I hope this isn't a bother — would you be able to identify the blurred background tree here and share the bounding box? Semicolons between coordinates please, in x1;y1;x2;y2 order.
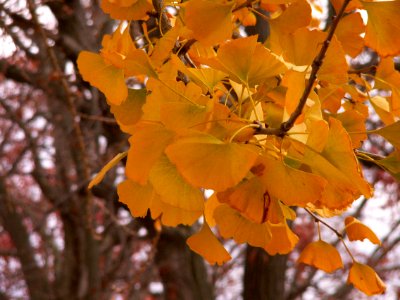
0;0;399;299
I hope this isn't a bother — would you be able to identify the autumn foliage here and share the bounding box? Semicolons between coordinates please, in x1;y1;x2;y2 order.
77;0;400;296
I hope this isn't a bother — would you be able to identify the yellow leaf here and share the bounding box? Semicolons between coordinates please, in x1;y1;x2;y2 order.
334;110;368;149
375;151;400;181
117;179;155;217
154;195;203;226
347;262;386;296
375;121;400;149
118;179;201;226
363;0;400;57
187;222;231;265
204;193;221;227
297;240;343;273
203;35;287;87
165;133;259;191
318;35;348;85
345;216;381;245
217;177;267;223
126;123;174;185
264;222;299;255
88;152;127;189
257;153;327;207
77;51;127;105
370;96;396;125
214;204;272;247
186;68;227;94
149;154;205;211
160;97;213;131
184;0;234;46
109;88;146;131
375;57;400;115
101;0;153;20
335;12;365;58
302;118;372;210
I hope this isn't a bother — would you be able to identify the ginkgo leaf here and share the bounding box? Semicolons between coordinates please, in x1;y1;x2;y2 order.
203;35;287;87
268;0;312;53
374;57;400;115
101;0;153;20
187;222;231;265
282;70;306;118
118;179;202;226
347;262;386;296
150;25;181;67
370;96;395;126
217;177;266;223
363;0;400;57
297;240;343;273
165;133;259;191
257;153;327;206
264;222;299;255
345;216;380;245
279;27;325;67
160;97;213;131
204;193;221;227
149;154;205;211
335;12;365;58
184;0;234;46
375;121;400;149
186;68;227;94
117;179;155;217
126;123;174;184
302;118;372;210
214;204;272;247
318;35;348;85
154;196;203;226
77;51;127;105
334;110;367;149
109;88;146;131
89;152;127;189
375;151;400;181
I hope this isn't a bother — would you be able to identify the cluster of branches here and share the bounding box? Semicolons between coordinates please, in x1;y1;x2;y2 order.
0;0;399;299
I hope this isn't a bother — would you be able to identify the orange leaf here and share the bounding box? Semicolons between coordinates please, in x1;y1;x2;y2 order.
149;155;205;212
117;179;155;217
345;216;380;245
264;222;299;255
187;222;231;265
297;240;343;273
217;177;266;223
125;123;174;185
109;88;146;132
363;0;400;57
203;35;287;87
101;0;153;20
165;133;259;191
347;262;386;296
77;51;127;105
214;204;272;247
89;152;127;189
376;121;400;149
335;12;365;58
257;153;327;207
184;0;234;46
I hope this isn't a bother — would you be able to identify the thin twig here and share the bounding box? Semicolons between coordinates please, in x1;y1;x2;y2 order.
280;0;351;133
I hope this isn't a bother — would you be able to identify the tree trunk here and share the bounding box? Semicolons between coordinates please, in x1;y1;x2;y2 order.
243;246;287;300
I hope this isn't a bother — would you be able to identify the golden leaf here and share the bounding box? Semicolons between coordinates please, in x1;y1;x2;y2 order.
345;216;381;245
88;152;127;189
187;222;231;265
165;133;259;191
347;262;386;296
297;240;343;273
264;222;299;255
